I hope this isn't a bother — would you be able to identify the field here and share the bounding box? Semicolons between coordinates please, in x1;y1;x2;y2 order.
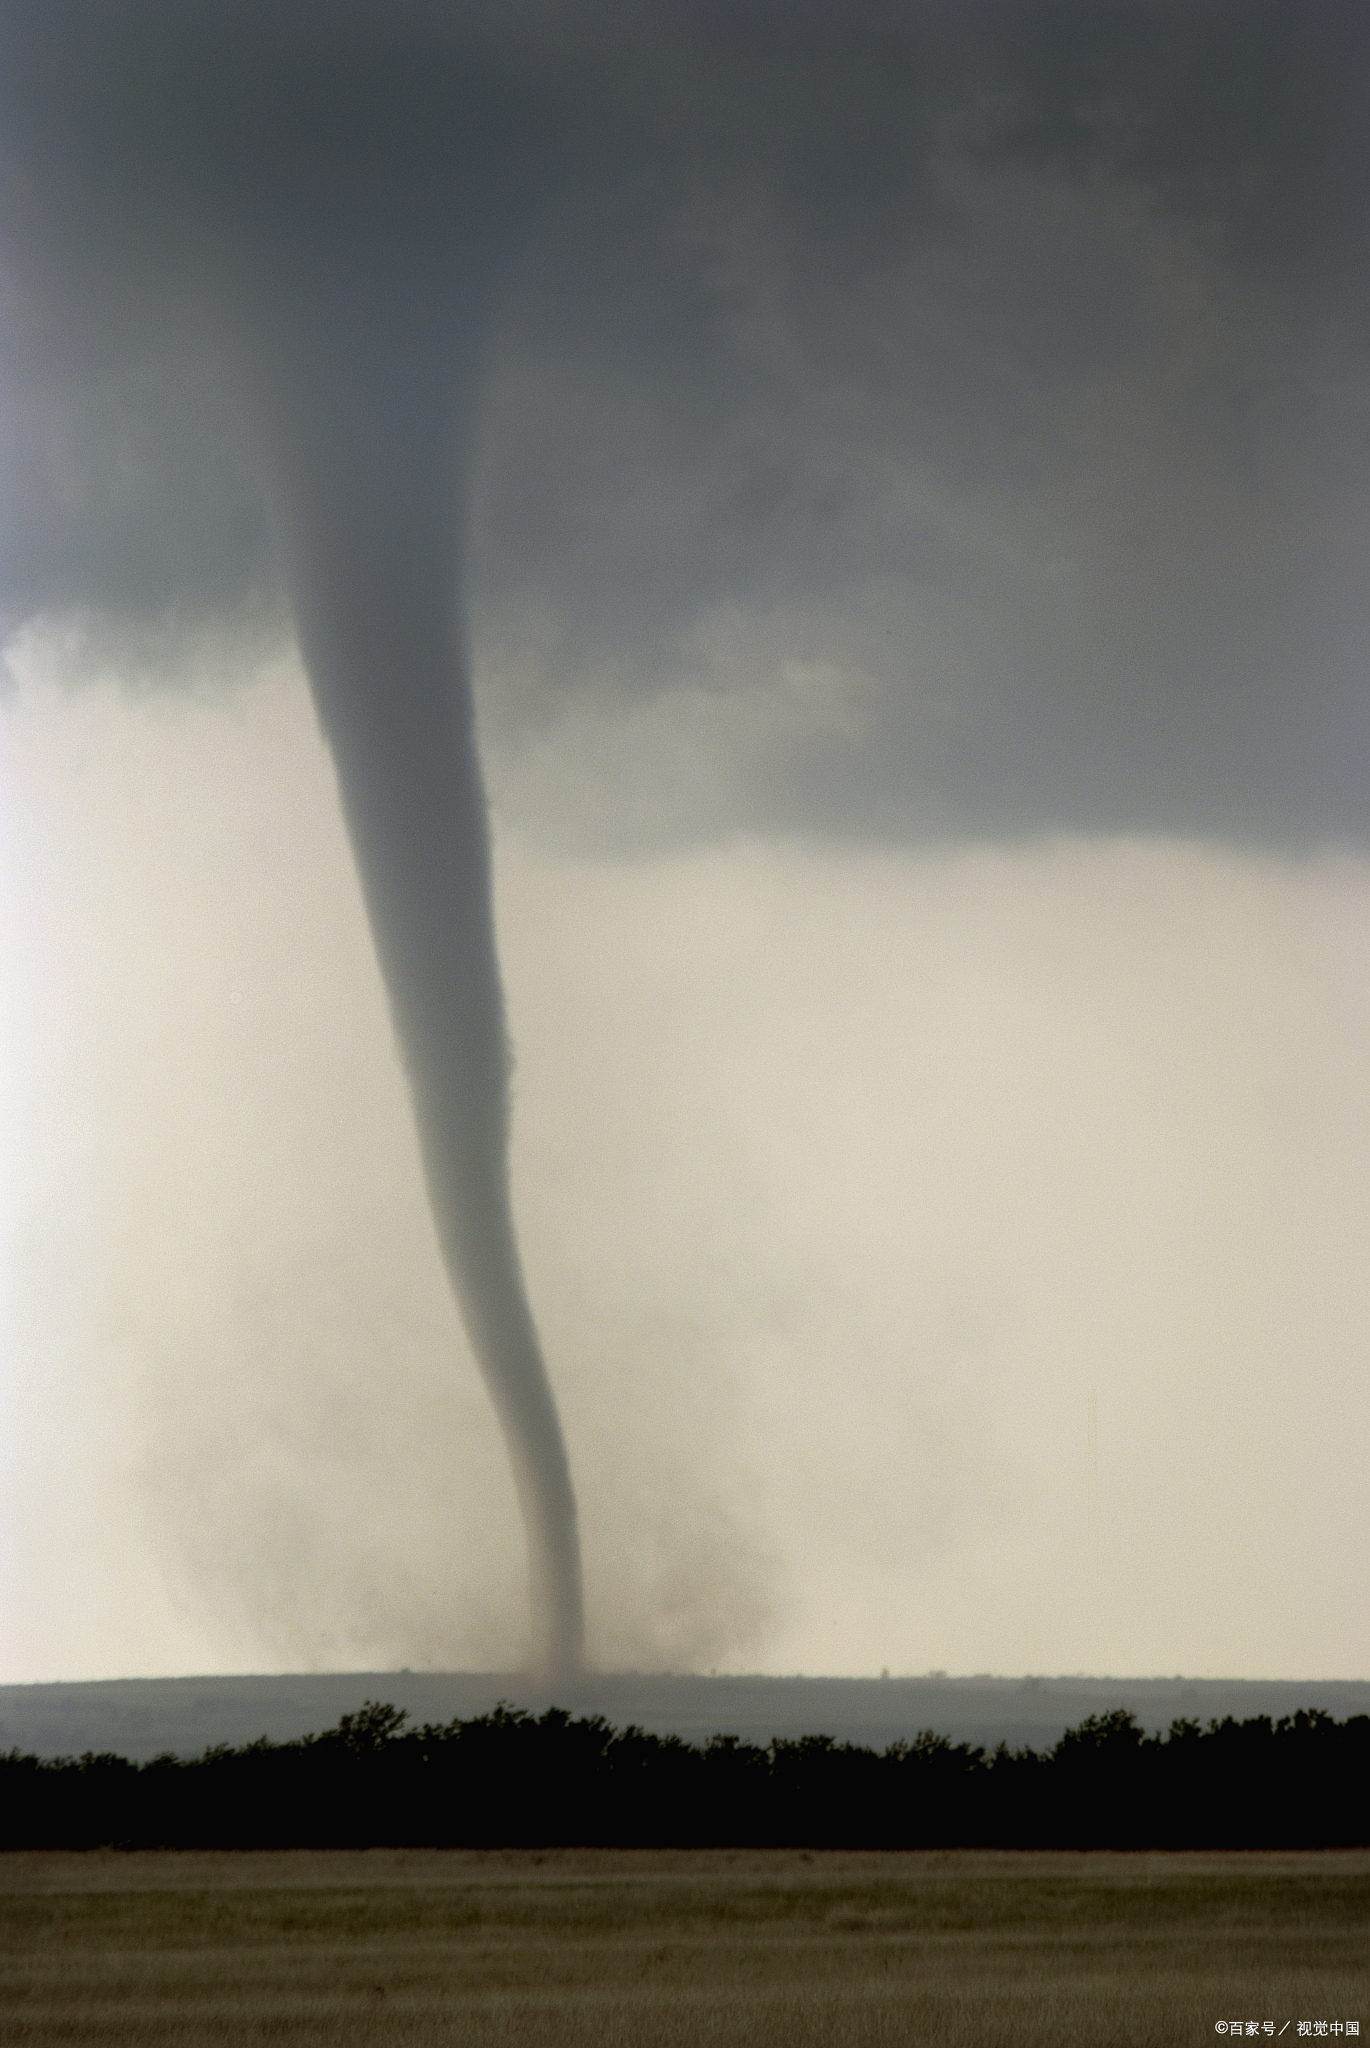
1;1846;1366;2046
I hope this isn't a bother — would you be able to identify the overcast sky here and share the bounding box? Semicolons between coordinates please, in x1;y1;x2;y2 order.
2;2;1367;1681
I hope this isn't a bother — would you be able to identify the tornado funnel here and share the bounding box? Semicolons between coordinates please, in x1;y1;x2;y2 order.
259;273;584;1678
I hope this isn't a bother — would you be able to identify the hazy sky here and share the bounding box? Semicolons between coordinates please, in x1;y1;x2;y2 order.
2;1;1367;1681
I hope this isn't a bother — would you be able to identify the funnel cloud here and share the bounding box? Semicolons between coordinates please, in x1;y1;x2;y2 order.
263;295;583;1675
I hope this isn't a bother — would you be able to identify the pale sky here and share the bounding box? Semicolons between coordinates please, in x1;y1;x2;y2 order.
3;626;1366;1681
2;2;1368;1682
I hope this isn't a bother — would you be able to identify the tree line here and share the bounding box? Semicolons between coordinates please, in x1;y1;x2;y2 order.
2;1702;1364;1850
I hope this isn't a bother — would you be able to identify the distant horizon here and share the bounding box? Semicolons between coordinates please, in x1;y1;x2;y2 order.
7;1666;1366;1768
8;1666;1368;1690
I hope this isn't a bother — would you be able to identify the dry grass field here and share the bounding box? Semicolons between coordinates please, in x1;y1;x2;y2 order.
1;1846;1365;2047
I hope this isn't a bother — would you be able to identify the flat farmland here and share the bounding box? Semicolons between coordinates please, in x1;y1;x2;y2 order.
1;1847;1365;2047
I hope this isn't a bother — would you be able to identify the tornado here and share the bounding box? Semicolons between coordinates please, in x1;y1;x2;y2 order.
0;0;619;1680
257;265;584;1679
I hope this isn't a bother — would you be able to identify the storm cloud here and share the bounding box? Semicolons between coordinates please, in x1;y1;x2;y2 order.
4;0;1368;846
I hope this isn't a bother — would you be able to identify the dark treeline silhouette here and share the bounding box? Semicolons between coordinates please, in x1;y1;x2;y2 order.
2;1703;1364;1851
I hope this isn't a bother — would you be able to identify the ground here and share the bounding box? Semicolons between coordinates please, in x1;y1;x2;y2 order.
2;1846;1366;2045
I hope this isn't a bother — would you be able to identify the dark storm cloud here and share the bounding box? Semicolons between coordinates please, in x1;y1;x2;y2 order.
3;0;1368;840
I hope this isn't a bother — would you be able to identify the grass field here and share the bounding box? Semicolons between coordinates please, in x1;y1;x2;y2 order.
1;1846;1366;2046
